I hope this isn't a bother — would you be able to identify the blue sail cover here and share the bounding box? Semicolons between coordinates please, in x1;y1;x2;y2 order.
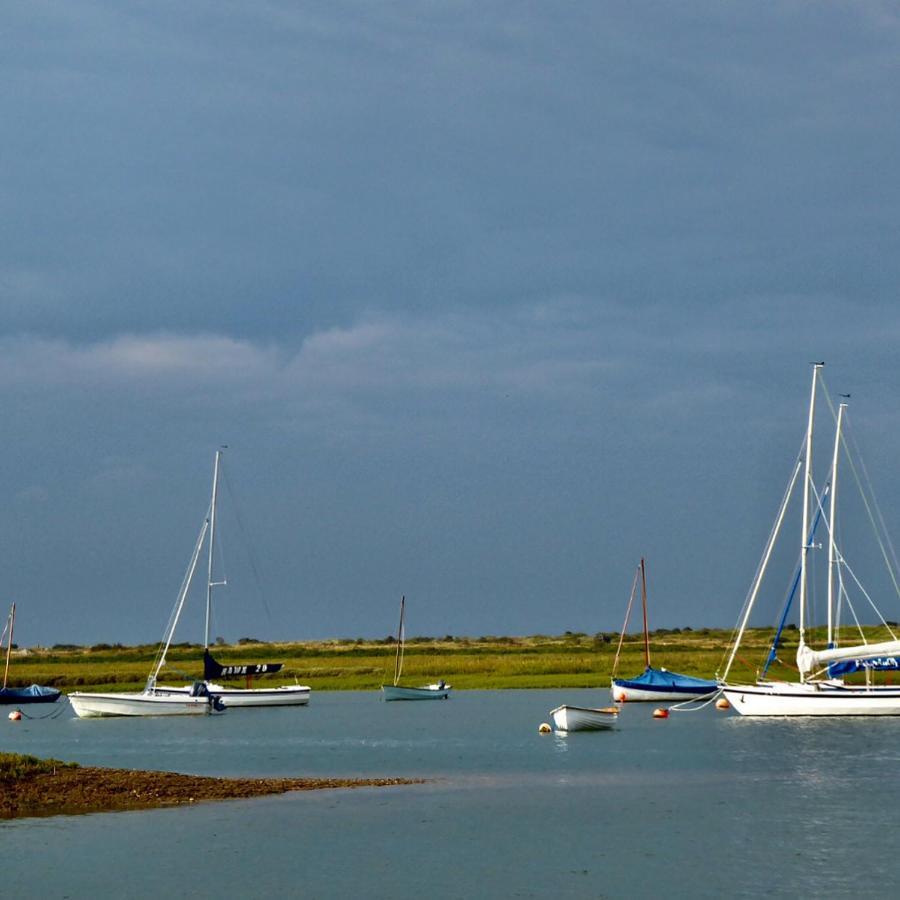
828;656;900;677
613;667;717;694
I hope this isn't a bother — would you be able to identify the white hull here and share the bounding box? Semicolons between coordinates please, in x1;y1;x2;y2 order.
381;683;451;701
68;691;221;718
723;681;900;716
550;704;618;732
156;682;311;707
610;684;713;702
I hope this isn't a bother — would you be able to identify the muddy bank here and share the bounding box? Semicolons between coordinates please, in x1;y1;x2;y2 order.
1;760;422;819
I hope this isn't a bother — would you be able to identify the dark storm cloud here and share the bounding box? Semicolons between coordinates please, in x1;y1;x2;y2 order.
1;2;900;644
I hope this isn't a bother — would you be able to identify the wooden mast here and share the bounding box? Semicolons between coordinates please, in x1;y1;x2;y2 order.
640;559;651;669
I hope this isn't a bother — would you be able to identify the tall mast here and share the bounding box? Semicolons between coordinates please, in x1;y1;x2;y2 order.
204;449;223;650
640;558;651;669
393;596;405;686
827;401;847;647
3;603;14;690
798;362;823;681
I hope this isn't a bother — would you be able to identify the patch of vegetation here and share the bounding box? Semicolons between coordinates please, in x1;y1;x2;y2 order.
0;753;79;780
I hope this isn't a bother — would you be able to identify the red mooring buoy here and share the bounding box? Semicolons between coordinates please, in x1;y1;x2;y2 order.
652;707;669;719
715;697;731;710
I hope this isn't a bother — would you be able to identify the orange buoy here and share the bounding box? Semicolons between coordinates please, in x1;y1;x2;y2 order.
8;709;22;721
652;707;669;719
715;697;731;710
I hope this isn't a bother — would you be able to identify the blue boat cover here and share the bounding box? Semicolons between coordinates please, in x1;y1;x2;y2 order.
0;684;61;704
613;667;718;693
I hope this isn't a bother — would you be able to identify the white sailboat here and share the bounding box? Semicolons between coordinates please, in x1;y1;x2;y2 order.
156;449;310;708
722;363;900;716
69;517;226;717
381;596;451;700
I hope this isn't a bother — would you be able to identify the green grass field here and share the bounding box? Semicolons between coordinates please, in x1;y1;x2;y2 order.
6;624;898;693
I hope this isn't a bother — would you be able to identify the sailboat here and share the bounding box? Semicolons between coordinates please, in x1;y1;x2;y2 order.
381;596;451;700
156;450;310;707
721;363;900;716
0;603;61;705
69;516;226;717
610;559;717;702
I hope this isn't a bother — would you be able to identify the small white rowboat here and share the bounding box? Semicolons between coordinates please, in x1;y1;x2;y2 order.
550;704;618;732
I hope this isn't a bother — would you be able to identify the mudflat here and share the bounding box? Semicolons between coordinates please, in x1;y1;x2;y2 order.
0;754;420;819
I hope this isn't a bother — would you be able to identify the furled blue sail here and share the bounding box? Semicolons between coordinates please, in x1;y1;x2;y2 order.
828;656;900;676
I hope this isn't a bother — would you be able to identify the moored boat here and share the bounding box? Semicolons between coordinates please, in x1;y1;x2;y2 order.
69;682;221;718
69;512;226;718
550;704;618;732
380;596;451;701
611;667;719;703
722;364;900;716
610;560;717;703
0;603;61;705
154;450;310;708
382;682;450;701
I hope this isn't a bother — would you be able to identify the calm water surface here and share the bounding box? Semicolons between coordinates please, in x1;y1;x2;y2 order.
3;689;899;898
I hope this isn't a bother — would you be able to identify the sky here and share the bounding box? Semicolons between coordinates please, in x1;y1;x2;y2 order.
2;2;900;647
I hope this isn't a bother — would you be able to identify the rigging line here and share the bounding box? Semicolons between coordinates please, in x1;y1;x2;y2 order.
834;408;900;604
842;590;867;646
219;464;274;627
806;476;832;632
838;557;898;640
808;430;899;642
148;511;210;687
718;437;805;682
762;484;829;678
850;419;900;594
611;565;641;680
670;690;722;713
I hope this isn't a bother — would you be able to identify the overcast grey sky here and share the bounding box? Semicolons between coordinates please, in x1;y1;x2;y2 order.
2;2;900;646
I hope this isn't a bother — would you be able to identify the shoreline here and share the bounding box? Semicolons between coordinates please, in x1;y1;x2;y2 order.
0;756;422;820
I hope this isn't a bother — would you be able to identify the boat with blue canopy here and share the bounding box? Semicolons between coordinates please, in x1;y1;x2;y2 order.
0;603;61;705
610;559;717;702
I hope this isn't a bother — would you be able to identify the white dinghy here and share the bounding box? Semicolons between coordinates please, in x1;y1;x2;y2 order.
722;363;900;716
549;705;618;732
69;517;225;718
381;596;451;701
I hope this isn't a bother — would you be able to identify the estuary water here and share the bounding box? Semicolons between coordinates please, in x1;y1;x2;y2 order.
3;689;900;898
